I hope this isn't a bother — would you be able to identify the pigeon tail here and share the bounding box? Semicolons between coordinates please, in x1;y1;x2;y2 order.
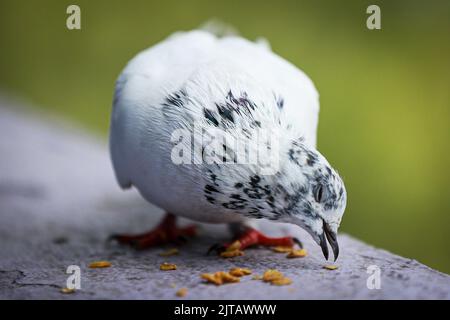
198;19;239;38
199;19;271;50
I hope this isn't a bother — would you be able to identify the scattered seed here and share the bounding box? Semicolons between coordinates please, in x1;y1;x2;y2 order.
262;269;284;282
271;277;293;286
219;240;244;258
201;273;223;285
262;269;292;286
226;241;241;251
159;248;179;257
324;265;338;270
201;271;240;285
60;287;75;294
229;267;252;277
220;250;244;258
160;262;177;271
271;246;293;253
89;261;111;268
176;288;188;297
252;275;263;280
287;249;307;258
170;283;177;288
220;271;240;283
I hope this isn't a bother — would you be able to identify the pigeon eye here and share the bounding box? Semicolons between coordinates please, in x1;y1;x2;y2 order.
315;185;324;203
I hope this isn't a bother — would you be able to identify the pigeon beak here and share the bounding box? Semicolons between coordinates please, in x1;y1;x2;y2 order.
320;219;339;261
319;232;329;261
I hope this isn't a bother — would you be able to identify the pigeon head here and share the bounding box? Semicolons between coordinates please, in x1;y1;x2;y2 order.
283;139;347;261
202;134;346;261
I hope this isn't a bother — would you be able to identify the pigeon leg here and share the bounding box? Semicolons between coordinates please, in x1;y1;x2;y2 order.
111;213;196;249
208;227;302;254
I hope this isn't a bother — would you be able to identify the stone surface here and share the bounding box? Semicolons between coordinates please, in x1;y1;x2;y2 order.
0;101;449;300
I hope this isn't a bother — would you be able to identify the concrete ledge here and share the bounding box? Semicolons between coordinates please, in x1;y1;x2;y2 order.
0;103;449;299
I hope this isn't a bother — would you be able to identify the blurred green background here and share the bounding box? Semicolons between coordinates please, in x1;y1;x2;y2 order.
0;0;449;273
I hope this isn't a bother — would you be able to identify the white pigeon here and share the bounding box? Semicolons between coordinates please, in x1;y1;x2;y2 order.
109;27;347;260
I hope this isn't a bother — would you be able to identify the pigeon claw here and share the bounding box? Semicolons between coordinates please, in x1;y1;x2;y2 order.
206;243;226;255
207;227;302;255
292;237;304;249
110;213;196;249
